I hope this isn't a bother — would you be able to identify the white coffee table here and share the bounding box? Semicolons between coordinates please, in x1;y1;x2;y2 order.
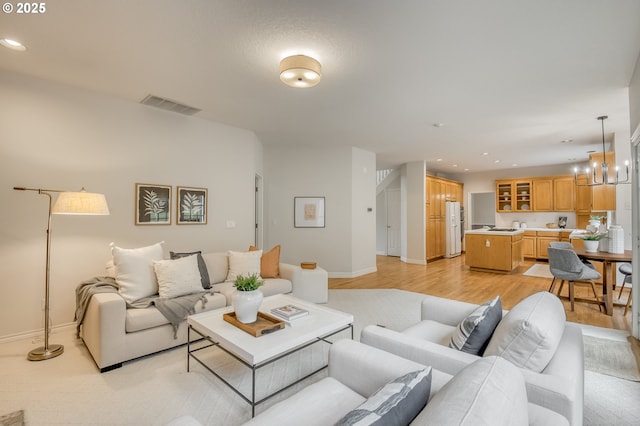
187;294;353;416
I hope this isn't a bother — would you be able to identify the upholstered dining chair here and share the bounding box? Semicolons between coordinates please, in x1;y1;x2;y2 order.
547;247;602;312
618;263;633;316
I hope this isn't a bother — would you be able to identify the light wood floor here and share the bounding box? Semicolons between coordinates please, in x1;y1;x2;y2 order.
329;254;633;331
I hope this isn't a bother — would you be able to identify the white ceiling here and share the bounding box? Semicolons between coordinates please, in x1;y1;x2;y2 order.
1;0;640;173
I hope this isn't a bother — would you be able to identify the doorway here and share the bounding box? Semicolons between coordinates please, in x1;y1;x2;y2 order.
386;188;401;256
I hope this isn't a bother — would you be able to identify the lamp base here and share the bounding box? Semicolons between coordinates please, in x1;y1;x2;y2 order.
27;344;64;361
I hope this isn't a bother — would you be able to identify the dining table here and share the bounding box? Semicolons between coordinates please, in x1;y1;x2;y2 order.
572;248;633;316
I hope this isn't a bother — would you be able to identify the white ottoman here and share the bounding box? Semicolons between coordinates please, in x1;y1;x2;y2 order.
291;266;329;303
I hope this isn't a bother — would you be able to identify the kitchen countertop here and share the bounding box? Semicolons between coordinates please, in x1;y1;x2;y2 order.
465;228;525;236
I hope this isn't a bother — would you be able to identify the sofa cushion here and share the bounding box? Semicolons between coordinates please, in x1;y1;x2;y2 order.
336;368;432;426
125;292;226;333
154;255;203;299
111;242;164;304
243;377;365;426
413;356;528;426
201;252;229;284
483;291;566;373
170;251;211;289
249;244;281;278
226;250;262;282
403;320;456;346
449;296;502;355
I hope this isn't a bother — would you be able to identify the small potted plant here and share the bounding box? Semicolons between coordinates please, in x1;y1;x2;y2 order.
582;232;603;252
232;273;264;323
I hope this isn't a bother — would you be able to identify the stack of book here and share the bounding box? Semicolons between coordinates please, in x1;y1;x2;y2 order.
270;304;309;321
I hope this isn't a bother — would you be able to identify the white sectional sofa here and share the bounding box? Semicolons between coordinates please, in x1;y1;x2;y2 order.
360;292;584;426
80;248;300;372
240;339;568;426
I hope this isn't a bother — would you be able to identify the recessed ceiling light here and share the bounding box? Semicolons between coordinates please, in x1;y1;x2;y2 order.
436;158;443;162
463;168;470;171
482;152;489;156
433;123;444;128
452;164;458;167
0;38;26;51
494;160;501;163
512;164;518;167
560;139;574;143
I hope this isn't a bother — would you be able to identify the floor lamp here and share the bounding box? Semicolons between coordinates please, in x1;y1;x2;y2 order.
14;186;110;361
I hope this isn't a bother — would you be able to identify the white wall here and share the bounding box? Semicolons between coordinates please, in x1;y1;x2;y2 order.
401;162;426;264
0;71;262;339
264;145;376;277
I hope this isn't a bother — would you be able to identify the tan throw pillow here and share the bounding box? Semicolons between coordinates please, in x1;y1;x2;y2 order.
249;245;281;278
226;250;262;282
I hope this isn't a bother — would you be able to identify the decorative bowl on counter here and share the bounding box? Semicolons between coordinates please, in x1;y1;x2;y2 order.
546;223;558;229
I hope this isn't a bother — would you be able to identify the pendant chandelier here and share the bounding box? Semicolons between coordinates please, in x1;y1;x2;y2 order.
574;115;630;186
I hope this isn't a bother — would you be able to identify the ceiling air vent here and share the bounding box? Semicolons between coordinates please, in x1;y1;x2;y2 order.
140;95;202;116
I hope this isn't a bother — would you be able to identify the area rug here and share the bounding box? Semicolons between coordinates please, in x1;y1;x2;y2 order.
583;335;640;381
523;263;554;279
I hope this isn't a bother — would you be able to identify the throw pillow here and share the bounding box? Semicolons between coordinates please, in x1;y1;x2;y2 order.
483;291;566;373
334;368;432;426
111;242;165;304
170;250;211;289
449;296;502;355
249;245;281;278
415;357;528;426
154;255;204;298
226;250;262;282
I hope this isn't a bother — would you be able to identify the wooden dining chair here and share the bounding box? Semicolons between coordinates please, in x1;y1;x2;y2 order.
618;263;633;316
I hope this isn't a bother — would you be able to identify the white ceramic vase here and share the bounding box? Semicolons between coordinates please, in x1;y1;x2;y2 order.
583;240;599;253
232;289;263;323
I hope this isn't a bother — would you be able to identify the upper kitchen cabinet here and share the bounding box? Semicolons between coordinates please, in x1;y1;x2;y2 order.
532;178;553;211
553;176;575;211
497;175;574;212
589;152;616;211
496;179;530;212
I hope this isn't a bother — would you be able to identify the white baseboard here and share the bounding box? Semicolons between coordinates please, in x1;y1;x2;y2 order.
401;256;426;265
328;266;378;279
0;322;76;345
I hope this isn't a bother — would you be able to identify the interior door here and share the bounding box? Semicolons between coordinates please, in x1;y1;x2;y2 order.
386;188;401;256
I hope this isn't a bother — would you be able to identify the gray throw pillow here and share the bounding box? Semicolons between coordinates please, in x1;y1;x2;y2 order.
170;251;211;289
334;367;432;426
449;296;502;355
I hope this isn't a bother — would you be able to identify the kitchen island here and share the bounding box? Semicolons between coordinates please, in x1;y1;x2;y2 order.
465;228;524;273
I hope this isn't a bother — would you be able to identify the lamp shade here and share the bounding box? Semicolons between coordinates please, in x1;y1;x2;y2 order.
279;55;322;88
53;189;110;215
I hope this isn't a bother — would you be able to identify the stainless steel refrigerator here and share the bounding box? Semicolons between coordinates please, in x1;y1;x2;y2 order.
445;201;462;258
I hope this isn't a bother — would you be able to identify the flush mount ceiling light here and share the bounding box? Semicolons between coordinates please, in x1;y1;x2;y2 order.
279;55;321;88
0;38;27;51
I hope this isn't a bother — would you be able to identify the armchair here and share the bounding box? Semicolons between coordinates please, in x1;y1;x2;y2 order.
360;292;584;426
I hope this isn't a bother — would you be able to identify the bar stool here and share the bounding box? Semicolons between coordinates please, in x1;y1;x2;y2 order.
618;263;633;316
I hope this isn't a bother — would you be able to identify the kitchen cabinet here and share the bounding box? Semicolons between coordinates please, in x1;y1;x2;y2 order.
522;231;536;258
532;179;553;211
575;174;591;214
522;230;572;259
497;175;574;212
496;179;531;212
465;231;523;272
553;176;575;211
426;175;462;260
589;152;616;211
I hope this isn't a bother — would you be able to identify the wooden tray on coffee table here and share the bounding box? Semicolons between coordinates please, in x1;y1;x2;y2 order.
223;311;285;337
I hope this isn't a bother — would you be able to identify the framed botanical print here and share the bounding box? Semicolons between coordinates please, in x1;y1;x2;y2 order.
177;186;207;224
294;196;325;228
135;183;171;225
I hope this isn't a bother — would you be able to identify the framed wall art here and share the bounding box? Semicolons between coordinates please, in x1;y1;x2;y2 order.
177;186;207;225
135;183;171;225
294;196;325;228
